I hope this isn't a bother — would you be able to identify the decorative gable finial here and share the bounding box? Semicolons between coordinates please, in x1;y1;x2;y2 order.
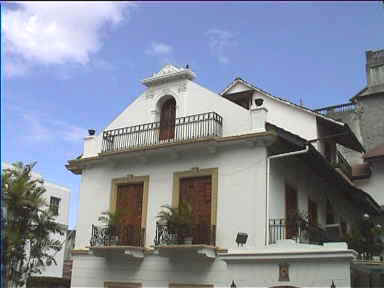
142;64;196;87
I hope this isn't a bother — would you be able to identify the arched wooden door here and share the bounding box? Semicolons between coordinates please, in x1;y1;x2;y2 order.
159;98;176;141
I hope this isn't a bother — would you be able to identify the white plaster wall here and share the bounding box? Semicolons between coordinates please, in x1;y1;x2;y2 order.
355;161;384;206
71;253;351;288
75;145;267;251
269;157;361;230
251;91;319;144
185;81;251;137
226;258;351;288
82;79;254;158
40;181;70;278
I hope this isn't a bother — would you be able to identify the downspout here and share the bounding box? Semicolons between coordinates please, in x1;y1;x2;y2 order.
265;144;310;245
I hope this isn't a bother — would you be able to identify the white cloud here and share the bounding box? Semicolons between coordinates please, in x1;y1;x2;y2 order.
145;42;173;56
206;29;235;64
5;58;29;78
4;2;133;76
10;106;88;143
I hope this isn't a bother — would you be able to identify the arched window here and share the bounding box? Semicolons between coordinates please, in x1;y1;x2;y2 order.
159;97;176;140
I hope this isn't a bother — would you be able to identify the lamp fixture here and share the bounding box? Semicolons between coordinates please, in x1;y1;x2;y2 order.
230;280;236;288
330;280;336;288
236;232;248;247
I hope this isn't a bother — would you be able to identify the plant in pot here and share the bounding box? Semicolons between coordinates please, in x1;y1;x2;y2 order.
98;209;122;246
157;200;193;245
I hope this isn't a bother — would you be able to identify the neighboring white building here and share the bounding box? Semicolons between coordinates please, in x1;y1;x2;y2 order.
67;65;380;288
2;162;71;279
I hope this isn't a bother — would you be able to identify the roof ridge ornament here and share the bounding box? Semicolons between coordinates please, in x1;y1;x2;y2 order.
142;64;196;87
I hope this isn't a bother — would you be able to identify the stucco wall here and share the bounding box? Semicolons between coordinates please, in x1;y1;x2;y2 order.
358;94;384;152
82;79;254;158
75;145;267;251
355;161;384;206
251;91;319;144
71;248;352;288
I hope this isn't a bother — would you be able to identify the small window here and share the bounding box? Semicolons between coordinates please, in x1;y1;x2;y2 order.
50;197;61;216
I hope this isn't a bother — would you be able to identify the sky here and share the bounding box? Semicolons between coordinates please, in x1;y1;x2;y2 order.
2;2;384;229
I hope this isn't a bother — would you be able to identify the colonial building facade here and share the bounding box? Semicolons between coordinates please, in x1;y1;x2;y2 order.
67;64;380;288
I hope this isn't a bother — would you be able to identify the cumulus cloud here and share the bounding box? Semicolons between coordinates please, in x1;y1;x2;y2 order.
145;42;173;56
4;2;133;77
206;29;236;64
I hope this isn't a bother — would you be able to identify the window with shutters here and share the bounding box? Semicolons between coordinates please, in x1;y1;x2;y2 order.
50;196;61;216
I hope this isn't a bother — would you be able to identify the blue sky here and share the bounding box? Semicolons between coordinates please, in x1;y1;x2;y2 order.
2;2;384;229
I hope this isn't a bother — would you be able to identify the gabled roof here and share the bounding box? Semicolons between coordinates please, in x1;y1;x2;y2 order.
221;77;346;127
222;77;365;152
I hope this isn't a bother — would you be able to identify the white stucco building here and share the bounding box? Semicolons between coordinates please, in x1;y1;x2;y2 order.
3;162;71;279
67;65;381;288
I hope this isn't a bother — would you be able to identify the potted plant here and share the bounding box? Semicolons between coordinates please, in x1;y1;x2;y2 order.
98;209;122;245
157;200;193;245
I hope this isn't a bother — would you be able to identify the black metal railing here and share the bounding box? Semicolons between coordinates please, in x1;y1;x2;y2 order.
332;150;352;178
269;218;328;245
101;112;223;153
90;224;145;247
154;222;216;246
314;103;356;115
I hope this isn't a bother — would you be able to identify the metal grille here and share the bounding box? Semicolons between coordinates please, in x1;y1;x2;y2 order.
101;112;223;153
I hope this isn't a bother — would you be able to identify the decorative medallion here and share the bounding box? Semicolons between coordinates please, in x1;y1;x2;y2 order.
278;263;289;282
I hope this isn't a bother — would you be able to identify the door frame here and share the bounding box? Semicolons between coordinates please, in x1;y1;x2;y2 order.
110;175;150;230
172;168;218;227
104;281;141;288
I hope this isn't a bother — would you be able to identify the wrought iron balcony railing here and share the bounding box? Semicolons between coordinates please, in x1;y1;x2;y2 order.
154;222;216;246
90;224;145;247
101;112;223;153
314;103;356;115
269;218;329;245
332;150;353;179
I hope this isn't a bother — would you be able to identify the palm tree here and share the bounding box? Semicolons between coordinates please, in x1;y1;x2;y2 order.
3;162;64;288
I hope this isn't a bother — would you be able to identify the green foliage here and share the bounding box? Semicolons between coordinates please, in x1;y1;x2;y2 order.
157;200;193;238
98;209;122;226
345;218;384;258
3;162;64;288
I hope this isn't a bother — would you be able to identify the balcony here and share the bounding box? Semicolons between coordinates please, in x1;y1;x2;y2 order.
269;218;329;245
154;223;217;259
89;224;146;258
332;150;353;179
314;103;356;116
101;112;223;154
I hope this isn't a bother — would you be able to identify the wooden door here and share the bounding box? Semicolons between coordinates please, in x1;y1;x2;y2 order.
308;199;318;226
180;176;212;244
159;98;176;140
116;183;143;246
285;184;298;239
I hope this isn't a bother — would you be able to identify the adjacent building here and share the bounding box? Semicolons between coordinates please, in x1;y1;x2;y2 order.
315;49;384;207
67;64;380;288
